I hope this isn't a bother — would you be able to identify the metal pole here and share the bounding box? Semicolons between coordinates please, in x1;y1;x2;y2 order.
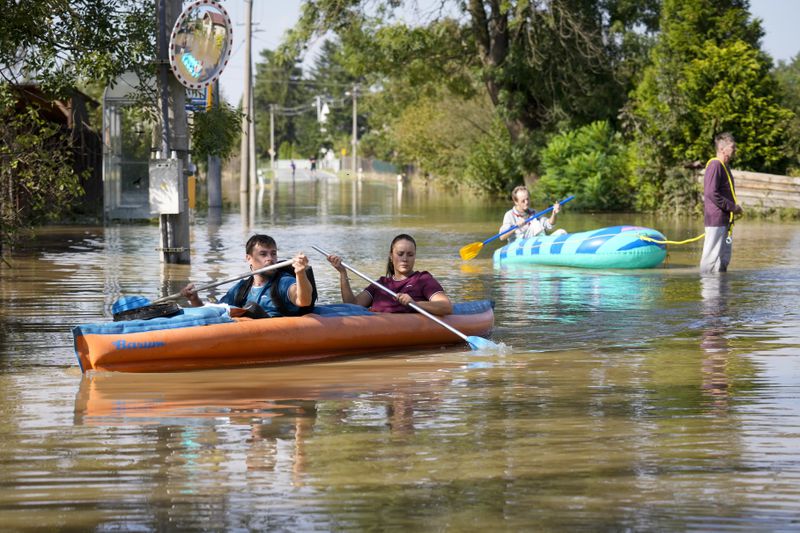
157;0;171;158
269;104;275;173
239;0;252;194
207;80;222;208
156;0;190;265
351;84;357;175
249;75;257;191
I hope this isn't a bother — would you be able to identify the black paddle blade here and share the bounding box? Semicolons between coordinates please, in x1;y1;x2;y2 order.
113;302;182;322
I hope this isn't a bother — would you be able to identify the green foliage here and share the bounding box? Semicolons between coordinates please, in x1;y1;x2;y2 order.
1;0;154;254
387;89;524;192
253;49;306;158
680;40;792;171
280;0;658;192
191;103;241;162
1;0;155;97
278;142;297;160
774;54;800;175
462;120;521;195
0;98;84;253
254;41;362;163
537;121;634;211
627;0;793;211
774;53;800;111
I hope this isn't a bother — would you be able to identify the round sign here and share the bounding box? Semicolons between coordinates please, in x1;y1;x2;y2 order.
168;0;233;90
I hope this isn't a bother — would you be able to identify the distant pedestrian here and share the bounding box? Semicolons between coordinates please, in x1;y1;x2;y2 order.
700;132;743;273
290;160;296;178
309;156;317;179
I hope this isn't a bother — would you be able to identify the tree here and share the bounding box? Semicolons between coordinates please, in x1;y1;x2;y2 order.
463;0;657;140
253;48;309;160
537;121;633;211
280;1;657;190
389;89;498;189
1;1;154;94
191;103;241;164
254;41;363;164
1;0;154;256
304;40;363;161
773;53;800;175
0;100;83;257
627;0;793;210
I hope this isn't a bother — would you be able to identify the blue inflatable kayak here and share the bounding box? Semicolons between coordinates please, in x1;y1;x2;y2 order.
493;225;667;269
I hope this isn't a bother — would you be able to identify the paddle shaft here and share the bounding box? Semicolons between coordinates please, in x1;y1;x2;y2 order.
311;245;471;343
487;194;575;245
152;259;294;304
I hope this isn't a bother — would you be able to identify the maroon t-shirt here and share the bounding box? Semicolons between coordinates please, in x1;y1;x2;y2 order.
364;271;445;313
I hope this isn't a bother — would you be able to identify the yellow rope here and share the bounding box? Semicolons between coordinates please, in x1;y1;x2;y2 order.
639;157;737;247
638;233;705;245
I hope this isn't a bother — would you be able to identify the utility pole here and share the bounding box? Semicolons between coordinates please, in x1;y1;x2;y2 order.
351;84;358;175
207;79;222;209
157;0;171;159
239;0;252;194
249;77;257;191
155;0;189;264
269;104;275;173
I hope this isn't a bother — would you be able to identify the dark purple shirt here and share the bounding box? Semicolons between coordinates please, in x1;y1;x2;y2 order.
703;159;737;227
364;271;445;313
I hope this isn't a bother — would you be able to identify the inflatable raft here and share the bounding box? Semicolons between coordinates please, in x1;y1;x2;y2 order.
493;225;667;269
73;301;494;373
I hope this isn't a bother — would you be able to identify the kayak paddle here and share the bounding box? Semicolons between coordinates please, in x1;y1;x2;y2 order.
112;258;298;321
459;195;575;260
152;259;295;304
312;245;498;351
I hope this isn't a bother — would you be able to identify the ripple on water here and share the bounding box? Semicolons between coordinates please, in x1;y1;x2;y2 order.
1;209;800;529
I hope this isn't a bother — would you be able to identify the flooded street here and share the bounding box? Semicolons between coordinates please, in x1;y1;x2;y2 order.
1;176;799;530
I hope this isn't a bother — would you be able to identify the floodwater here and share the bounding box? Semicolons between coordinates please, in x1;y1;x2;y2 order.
1;173;799;530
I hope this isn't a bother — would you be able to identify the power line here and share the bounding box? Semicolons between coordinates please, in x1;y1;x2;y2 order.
254;76;356;89
269;96;347;116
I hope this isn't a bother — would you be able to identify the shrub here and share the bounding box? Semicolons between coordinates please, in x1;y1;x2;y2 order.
537;121;633;211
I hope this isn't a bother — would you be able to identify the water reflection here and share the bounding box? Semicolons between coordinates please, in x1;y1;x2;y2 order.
269;173;276;222
700;274;731;408
3;181;800;529
239;191;249;230
246;400;315;483
493;265;668;350
73;358;458;494
396;174;403;210
74;359;453;422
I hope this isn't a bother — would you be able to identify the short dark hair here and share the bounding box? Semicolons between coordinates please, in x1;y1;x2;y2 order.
245;234;277;254
714;132;735;151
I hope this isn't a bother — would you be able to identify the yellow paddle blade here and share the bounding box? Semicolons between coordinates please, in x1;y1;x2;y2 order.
459;241;484;261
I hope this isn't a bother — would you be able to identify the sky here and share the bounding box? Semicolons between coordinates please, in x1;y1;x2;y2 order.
216;0;800;107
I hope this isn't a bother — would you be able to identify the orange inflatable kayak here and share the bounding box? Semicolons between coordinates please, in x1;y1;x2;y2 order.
73;301;494;373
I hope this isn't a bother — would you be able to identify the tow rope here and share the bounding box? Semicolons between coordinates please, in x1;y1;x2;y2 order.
637;157;738;246
638;233;705;245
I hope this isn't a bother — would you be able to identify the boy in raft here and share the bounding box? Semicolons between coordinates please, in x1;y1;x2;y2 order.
180;234;314;317
325;233;453;316
499;185;566;242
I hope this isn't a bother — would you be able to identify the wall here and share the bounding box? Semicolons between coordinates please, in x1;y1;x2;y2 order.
733;170;800;209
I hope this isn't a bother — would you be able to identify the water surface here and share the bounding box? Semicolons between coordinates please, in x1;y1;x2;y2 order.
1;176;799;530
